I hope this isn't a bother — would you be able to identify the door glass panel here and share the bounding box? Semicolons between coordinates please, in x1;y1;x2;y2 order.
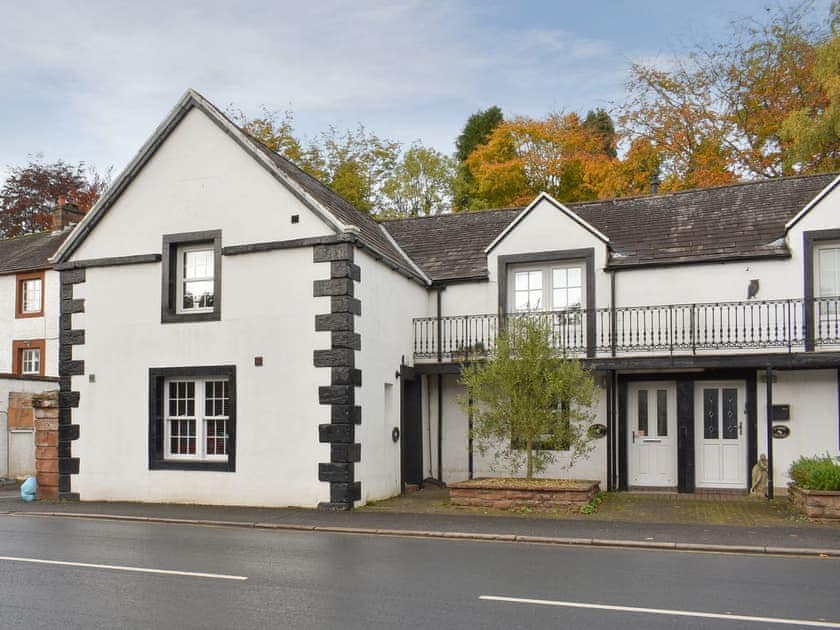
637;390;648;435
656;389;668;437
722;388;739;439
703;389;719;439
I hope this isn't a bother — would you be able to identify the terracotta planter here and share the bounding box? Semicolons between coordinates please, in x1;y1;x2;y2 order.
449;478;600;512
789;484;840;519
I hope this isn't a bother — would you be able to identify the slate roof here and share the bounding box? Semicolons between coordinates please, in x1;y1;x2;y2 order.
382;173;839;282
245;137;413;273
0;230;68;274
570;173;839;268
384;209;519;282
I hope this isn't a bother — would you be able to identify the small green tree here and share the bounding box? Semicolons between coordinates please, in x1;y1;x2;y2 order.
460;315;598;478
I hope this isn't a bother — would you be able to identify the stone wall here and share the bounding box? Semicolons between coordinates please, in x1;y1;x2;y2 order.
449;479;600;512
789;484;840;519
33;391;59;500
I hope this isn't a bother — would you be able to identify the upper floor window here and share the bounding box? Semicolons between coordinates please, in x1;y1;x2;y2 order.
816;243;840;298
16;271;44;318
178;245;215;313
161;231;222;323
12;339;45;376
511;263;584;313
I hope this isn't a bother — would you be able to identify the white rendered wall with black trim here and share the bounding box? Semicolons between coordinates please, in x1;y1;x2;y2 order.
355;248;429;503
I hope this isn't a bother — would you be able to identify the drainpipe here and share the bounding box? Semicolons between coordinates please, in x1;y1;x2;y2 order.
468;396;474;480
765;367;775;500
605;372;612;491
436;288;444;483
610;270;617;357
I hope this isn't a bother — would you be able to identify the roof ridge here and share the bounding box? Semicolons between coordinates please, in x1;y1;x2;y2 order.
380;207;523;223
567;171;840;208
0;229;61;242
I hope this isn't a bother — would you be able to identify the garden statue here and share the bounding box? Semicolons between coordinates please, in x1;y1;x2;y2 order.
751;454;768;496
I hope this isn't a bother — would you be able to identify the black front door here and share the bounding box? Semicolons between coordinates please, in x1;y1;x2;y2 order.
401;375;423;488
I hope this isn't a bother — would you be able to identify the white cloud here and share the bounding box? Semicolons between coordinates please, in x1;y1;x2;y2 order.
0;0;656;174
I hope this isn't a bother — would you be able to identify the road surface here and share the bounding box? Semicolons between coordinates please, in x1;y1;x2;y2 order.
0;514;838;629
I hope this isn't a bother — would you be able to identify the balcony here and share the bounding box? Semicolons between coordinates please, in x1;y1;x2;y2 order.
412;297;840;362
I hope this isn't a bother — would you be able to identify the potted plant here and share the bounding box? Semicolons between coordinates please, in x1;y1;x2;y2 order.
788;455;840;519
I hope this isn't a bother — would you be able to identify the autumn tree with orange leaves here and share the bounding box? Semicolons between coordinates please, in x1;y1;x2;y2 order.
465;112;620;207
619;2;833;190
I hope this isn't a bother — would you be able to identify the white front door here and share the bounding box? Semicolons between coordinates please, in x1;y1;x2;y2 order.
695;382;747;489
628;382;677;487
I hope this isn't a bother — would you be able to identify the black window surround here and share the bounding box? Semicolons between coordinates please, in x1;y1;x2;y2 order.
148;365;237;472
161;230;222;323
497;248;597;357
803;229;840;351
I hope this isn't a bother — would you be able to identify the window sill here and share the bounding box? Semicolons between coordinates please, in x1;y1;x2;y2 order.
149;459;234;472
161;310;221;324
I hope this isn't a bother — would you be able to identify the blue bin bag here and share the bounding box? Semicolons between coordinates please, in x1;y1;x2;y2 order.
20;476;37;502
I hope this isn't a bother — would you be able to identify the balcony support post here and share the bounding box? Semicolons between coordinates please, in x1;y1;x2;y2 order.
765;366;775;500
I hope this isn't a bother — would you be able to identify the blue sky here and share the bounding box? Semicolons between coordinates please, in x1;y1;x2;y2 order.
0;1;831;181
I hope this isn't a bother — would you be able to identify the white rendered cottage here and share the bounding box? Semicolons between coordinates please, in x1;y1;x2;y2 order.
52;90;430;508
53;89;840;507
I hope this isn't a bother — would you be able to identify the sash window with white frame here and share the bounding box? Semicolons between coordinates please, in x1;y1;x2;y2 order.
510;263;584;313
816;243;840;298
177;245;215;313
165;377;230;461
815;242;840;331
21;348;40;375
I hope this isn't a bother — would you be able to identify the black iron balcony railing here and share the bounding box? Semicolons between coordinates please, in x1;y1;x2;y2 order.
412;297;840;361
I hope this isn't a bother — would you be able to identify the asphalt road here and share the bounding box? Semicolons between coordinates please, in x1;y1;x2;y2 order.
0;515;838;630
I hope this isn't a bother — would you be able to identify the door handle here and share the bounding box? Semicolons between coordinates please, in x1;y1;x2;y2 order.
632;430;636;444
739;422;743;436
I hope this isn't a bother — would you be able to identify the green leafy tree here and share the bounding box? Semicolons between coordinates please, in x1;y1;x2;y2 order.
0;157;110;237
453;106;503;210
460;316;598;478
227;106;303;163
584;108;618;158
300;125;401;215
781;31;840;171
381;143;456;217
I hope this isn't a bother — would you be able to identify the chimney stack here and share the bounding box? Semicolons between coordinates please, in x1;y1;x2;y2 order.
650;172;660;195
52;201;85;232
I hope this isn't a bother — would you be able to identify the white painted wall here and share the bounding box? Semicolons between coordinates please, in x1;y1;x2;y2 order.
355;248;429;503
71;248;331;506
63;106;360;506
72;108;334;262
422;375;607;485
756;369;839;490
0;269;60;376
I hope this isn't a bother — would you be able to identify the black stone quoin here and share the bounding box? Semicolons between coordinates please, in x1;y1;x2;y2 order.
58;268;86;501
313;242;362;509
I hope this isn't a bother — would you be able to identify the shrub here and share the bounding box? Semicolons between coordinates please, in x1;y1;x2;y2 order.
789;455;840;491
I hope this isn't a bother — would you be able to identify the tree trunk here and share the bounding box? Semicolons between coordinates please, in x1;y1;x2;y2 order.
526;440;533;479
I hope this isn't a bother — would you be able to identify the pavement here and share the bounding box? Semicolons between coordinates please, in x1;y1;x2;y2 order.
2;486;839;557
